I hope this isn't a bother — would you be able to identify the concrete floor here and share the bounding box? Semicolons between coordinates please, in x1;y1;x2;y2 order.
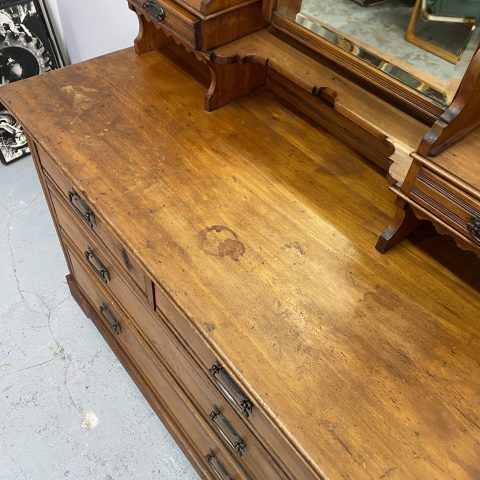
0;158;199;480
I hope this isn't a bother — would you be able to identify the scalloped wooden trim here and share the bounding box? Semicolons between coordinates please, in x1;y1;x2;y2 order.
129;1;204;55
129;3;173;55
384;190;480;254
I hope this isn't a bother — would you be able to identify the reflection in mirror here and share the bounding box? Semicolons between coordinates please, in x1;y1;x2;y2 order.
287;0;480;106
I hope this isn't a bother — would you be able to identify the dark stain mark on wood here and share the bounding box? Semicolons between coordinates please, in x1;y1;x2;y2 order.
315;156;360;177
283;241;306;256
379;466;399;479
198;225;245;261
121;246;133;270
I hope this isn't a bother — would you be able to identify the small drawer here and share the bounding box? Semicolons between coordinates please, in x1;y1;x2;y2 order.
38;148;151;300
129;0;201;50
48;182;152;317
410;167;480;246
154;284;319;480
68;247;246;480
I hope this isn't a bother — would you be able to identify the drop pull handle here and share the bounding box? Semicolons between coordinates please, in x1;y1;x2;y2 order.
209;363;253;418
85;248;110;283
209;407;246;456
142;1;165;21
99;305;122;335
68;190;95;229
467;216;480;244
205;451;232;480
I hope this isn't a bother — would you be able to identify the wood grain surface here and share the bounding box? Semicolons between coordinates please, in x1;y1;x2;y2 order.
1;48;479;480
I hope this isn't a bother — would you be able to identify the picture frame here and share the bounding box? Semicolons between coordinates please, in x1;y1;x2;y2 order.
0;0;65;165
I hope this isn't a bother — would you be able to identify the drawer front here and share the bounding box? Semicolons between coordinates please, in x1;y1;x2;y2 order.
49;183;154;318
62;208;285;479
129;292;286;478
154;285;319;480
410;167;480;246
38;148;151;300
68;247;246;480
129;0;201;49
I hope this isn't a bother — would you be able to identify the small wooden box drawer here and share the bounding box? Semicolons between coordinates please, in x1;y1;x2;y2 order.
38;148;151;300
68;247;246;480
409;167;480;246
154;284;319;480
129;0;201;49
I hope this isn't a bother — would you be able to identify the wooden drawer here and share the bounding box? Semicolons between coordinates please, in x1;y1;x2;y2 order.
154;284;319;480
48;181;152;313
38;148;151;301
68;246;247;480
122;286;286;479
409;167;480;246
129;0;201;49
59;196;286;479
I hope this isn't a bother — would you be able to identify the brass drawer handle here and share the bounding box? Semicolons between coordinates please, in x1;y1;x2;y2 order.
209;364;253;418
209;407;246;457
84;248;110;283
68;190;95;229
467;216;480;243
142;1;165;21
205;451;232;480
99;305;122;335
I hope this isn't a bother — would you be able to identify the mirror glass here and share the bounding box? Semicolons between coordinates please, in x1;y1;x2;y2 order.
278;0;480;106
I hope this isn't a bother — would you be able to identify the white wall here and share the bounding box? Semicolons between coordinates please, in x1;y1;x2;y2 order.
45;0;138;64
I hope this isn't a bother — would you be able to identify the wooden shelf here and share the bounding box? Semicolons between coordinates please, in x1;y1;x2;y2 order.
213;29;430;184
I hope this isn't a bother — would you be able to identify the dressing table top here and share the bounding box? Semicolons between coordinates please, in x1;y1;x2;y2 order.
2;47;479;479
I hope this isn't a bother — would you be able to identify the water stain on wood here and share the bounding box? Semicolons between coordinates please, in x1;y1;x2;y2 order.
204;322;216;333
121;246;133;270
315;156;360;176
198;225;245;261
283;241;306;256
60;85;99;116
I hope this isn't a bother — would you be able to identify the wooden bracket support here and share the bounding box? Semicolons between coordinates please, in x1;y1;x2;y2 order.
419;45;480;157
129;3;172;55
376;199;422;253
205;56;268;112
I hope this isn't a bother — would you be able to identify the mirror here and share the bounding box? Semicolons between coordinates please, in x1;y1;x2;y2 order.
277;0;480;107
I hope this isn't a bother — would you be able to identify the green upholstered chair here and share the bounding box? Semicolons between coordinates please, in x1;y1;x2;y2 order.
426;0;480;20
407;0;480;63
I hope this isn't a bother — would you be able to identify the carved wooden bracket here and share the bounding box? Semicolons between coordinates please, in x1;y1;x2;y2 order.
129;2;172;55
419;45;480;157
204;54;268;112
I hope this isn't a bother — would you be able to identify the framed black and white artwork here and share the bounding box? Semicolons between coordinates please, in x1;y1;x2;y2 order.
0;0;64;165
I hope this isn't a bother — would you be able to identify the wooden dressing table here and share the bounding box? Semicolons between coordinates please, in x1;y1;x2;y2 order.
1;1;479;479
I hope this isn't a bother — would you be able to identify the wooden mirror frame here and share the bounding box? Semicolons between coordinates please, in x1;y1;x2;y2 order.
271;0;476;121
